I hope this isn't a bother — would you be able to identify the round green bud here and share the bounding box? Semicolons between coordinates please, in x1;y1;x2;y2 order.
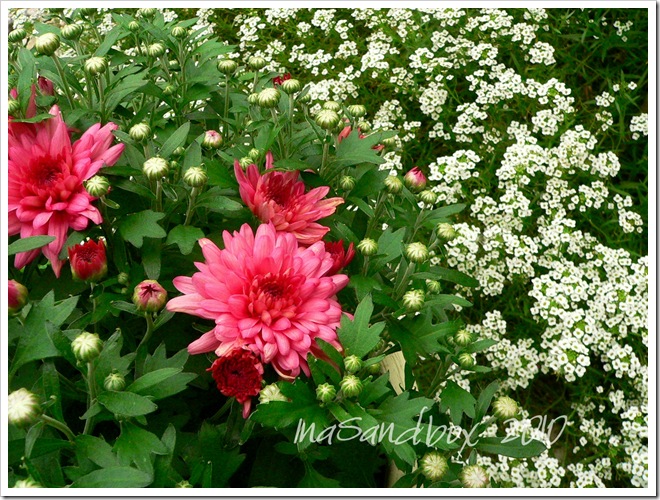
117;272;130;285
280;78;301;94
171;26;187;39
339;375;363;398
183;166;208;188
147;43;165;58
344;355;362;374
458;352;476;369
129;122;151;143
239;157;253;169
259;383;288;404
454;329;474;347
322;100;341;112
257;88;281;108
357;238;378;256
357;120;372;133
217;59;238;75
247;92;259;105
71;331;103;363
61;23;83;41
170;160;180;171
402;289;425;311
8;28;28;43
8;388;41;428
384;175;403;194
315;109;340;130
460;465;489;488
436;223;457;241
492;396;519;420
143;157;169;180
8;98;21;116
418;190;437;205
420;452;448;482
339;175;356;191
367;362;382;375
85;56;107;76
168;59;180;71
172;146;186;158
381;136;398;149
128;21;140;32
138;8;157;18
84;175;111;198
405;242;429;264
298;93;311;104
247;148;261;161
202;130;222;149
79;7;97;16
14;477;42;488
347;104;367;117
103;371;126;392
426;279;441;295
247;55;267;70
315;383;337;403
35;33;60;56
163;84;176;96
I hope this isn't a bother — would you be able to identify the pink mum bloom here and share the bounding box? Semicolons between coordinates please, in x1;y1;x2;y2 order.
8;105;124;276
167;222;349;380
234;152;344;246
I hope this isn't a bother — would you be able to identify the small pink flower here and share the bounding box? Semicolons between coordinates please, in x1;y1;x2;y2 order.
133;280;168;313
8;280;28;315
167;222;348;380
404;167;427;191
208;348;264;418
234;152;344;246
68;238;107;282
37;77;55;96
273;73;291;86
8;105;124;276
324;240;355;276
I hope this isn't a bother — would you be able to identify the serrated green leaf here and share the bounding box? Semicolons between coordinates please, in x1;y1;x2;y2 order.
438;381;476;426
330;129;392;169
97;391;157;417
113;422;168;477
71;466;153;488
119;210;166;248
425;295;473;310
337;295;384;359
94;330;135;387
8;235;56;256
388;314;460;366
165;225;204;255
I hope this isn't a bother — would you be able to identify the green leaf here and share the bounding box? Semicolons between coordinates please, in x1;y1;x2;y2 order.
475;436;547;459
159;122;190;158
438;381;477;426
421;204;467;226
94;25;125;56
331;129;393;169
412;267;479;288
94;330;135;388
196;195;243;213
119;210;166;248
113;421;168;476
196;423;246;487
141;237;161;280
466;339;498;353
126;368;183;396
425;295;473;311
75;435;120;469
41;362;64;422
8;236;56;256
298;463;341;488
475;381;499;423
97;391;157;417
336;295;384;359
143;344;188;372
388;314;460;366
17;48;35;113
144;373;197;400
165;225;204;255
71;467;153;488
370;227;406;268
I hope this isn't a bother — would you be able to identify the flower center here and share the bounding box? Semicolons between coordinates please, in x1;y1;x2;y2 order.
34;163;62;188
76;247;98;263
247;271;303;323
264;175;292;208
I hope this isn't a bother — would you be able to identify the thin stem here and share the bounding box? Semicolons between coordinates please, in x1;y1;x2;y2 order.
96;77;106;122
393;261;416;301
40;415;75;442
51;55;75;108
155;180;163;212
320;139;330;178
135;313;155;379
223;75;230;140
82;361;97;435
183;187;199;226
365;191;387;238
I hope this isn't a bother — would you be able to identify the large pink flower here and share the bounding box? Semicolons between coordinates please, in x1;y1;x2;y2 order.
8;106;124;276
167;222;349;379
234;152;344;245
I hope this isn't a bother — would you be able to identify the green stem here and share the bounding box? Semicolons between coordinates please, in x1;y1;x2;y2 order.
320;138;330;178
155;180;163;212
135;313;155;379
40;415;75;442
183;187;199;226
96;76;106;122
82;361;97;435
393;261;416;301
365;191;387;238
51;55;75;108
223;75;230;140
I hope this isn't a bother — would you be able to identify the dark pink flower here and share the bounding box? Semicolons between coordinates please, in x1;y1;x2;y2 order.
8;105;124;276
167;222;348;380
68;238;107;282
208;348;264;418
273;73;291;86
234;152;344;246
8;280;28;315
324;240;355;276
37;77;55;96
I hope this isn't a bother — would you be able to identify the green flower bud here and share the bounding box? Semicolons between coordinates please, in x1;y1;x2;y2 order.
403;289;425;311
35;33;60;56
247;55;267;70
8;280;28;315
322;100;341;112
61;23;83;41
420;452;448;482
84;175;111;198
381;136;398;149
357;238;378;256
344;355;362;374
129;122;152;143
347;104;367;117
418;190;437;205
436;222;457;240
257;88;281;108
460;465;489;488
8;98;21;116
133;279;168;313
138;8;157;18
171;26;187;39
85;56;107;76
384;175;403;194
8;28;28;43
202;130;222;149
183;166;208;188
172;146;186;158
315;383;337;403
492;396;519;420
118;272;130;285
147;43;165;58
176;480;193;488
280;78;301;94
71;331;103;363
367;362;382;375
339;175;356;191
247;92;259;105
259;383;288;404
163;84;176;96
458;352;476;368
168;59;180;71
339;375;363;398
128;21;140;32
357;120;372;133
14;477;42;488
239;157;253;169
298;93;311;104
217;59;238;75
315;109;340;130
405;242;429;263
104;371;126;391
246;148;260;161
426;279;441;294
454;329;474;347
143;157;169;180
8;388;41;428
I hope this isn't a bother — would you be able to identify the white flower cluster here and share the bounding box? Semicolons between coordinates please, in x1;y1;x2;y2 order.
630;113;648;140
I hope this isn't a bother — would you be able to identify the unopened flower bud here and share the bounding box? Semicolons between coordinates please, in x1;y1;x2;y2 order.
35;33;60;56
217;59;238;75
259;383;288;404
128;21;140;32
357;238;378;256
436;223;457;240
172;146;186;158
405;242;429;263
68;239;108;282
404;167;427;191
133;279;167;313
323;101;341;112
418;190;437;205
72;331;103;363
384;175;403;194
8;28;28;43
163;84;176;96
280;78;301;94
367;362;382;375
147;43;165;58
118;272;130;285
104;371;126;391
420;452;448;482
315;109;340;130
61;23;83;41
14;477;42;488
247;93;259;105
339;375;362;397
8;280;28;316
202;130;222;149
347;104;366;117
492;396;519;420
403;289;425;311
8;98;21;116
458;352;476;368
344;355;362;374
460;465;489;488
138;7;157;18
298;93;311;104
316;383;337;403
171;26;187;39
426;279;441;294
257;88;281;108
381;136;398;149
143;157;169;180
247;55;267;70
357;121;372;133
454;329;474;347
239;157;253;169
8;389;41;428
129;122;152;143
176;480;192;488
183;167;208;187
85;56;107;76
339;175;356;190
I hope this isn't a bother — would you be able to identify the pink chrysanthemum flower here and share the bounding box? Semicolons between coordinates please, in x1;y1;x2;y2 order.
234;152;344;246
8;105;124;276
167;222;349;379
